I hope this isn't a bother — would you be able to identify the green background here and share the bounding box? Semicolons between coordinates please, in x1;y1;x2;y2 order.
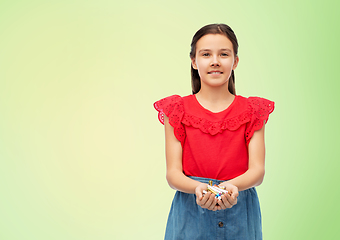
1;0;339;239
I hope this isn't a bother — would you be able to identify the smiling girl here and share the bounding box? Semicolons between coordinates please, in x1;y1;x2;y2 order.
154;24;274;240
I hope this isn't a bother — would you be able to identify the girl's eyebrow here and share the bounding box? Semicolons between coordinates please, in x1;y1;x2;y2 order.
220;48;232;53
198;49;211;53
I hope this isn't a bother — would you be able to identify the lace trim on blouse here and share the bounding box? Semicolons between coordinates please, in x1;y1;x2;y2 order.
245;97;274;144
154;95;274;145
182;108;252;135
154;95;186;144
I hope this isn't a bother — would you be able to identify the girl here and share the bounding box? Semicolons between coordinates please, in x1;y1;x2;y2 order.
154;24;274;240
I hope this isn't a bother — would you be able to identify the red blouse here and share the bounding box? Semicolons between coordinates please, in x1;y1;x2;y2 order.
154;94;274;181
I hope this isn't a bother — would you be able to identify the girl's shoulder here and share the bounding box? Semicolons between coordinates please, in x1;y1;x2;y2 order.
236;95;274;110
238;95;275;118
238;95;275;144
153;94;187;144
153;95;185;115
234;95;275;126
153;94;192;115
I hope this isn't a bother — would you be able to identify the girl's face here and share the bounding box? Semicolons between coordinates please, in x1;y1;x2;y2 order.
191;34;239;91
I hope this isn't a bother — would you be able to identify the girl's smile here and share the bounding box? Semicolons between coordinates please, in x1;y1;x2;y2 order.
208;71;223;75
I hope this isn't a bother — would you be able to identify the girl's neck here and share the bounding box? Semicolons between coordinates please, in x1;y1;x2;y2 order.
196;85;234;101
195;87;235;113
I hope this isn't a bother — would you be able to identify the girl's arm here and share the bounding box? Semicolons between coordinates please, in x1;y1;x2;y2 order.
164;115;199;194
221;124;266;192
164;115;236;211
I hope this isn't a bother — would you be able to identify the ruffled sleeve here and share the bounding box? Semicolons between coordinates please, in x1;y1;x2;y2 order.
245;97;275;145
154;95;186;145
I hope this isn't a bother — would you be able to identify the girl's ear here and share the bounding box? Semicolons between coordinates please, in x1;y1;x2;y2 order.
191;58;198;70
232;56;239;70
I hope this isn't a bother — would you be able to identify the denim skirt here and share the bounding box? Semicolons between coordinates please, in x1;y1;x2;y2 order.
164;176;262;240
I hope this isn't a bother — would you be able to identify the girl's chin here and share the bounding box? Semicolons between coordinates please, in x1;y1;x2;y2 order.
200;81;229;89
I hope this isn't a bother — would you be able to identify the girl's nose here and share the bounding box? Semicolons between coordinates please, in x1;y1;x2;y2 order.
210;56;220;67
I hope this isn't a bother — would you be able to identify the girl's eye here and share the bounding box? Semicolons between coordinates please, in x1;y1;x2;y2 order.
221;53;228;56
202;53;210;57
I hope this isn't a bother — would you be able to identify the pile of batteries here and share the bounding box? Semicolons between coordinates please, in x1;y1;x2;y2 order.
203;181;228;200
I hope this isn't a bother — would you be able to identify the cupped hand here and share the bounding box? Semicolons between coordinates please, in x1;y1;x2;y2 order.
217;182;239;209
195;183;219;211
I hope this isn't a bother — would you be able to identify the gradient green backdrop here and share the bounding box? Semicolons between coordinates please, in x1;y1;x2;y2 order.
1;0;339;239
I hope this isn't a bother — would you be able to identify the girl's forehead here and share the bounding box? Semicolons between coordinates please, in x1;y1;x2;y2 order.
196;34;233;50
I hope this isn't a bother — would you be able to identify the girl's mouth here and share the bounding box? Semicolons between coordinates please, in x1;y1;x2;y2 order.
208;71;223;74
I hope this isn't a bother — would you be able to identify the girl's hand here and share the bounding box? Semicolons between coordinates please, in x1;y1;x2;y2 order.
195;183;219;211
217;182;239;210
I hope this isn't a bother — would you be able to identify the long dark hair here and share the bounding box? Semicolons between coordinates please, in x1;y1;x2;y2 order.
189;24;239;95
